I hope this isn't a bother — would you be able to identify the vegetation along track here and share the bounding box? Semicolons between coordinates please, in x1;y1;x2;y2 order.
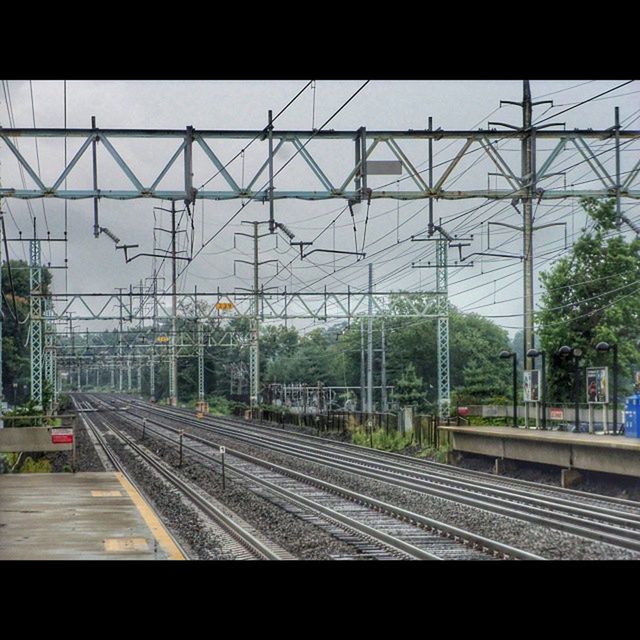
72;396;294;560
99;393;640;555
76;393;541;560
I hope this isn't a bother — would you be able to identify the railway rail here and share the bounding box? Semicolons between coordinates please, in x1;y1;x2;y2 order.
76;392;541;560
93;393;640;555
72;396;294;560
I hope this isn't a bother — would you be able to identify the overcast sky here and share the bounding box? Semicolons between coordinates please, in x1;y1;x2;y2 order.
1;80;638;337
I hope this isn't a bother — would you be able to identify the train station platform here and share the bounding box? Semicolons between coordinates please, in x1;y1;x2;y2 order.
438;425;640;486
0;472;184;560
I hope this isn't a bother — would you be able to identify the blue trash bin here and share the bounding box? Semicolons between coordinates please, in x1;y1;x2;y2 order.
624;395;640;438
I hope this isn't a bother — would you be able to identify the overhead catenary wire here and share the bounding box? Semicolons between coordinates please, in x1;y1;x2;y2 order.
176;80;372;287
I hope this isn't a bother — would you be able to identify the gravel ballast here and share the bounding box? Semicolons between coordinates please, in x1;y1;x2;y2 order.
86;412;362;560
131;411;640;560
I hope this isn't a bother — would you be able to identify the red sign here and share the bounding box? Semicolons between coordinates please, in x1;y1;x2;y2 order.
457;407;470;417
549;408;564;421
51;428;73;444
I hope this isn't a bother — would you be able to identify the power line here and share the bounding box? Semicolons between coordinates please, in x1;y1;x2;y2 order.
534;80;635;125
179;80;372;283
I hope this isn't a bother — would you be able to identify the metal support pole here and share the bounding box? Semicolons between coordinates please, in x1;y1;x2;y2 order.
127;359;131;392
522;81;535;371
169;200;178;407
512;354;517;428
150;354;155;400
268;110;275;233
30;234;43;408
360;318;365;413
197;320;204;403
249;223;260;409
615;107;621;224
367;263;373;414
436;236;450;421
574;358;580;432
91;115;100;238
220;447;226;490
179;430;183;467
117;287;124;393
381;322;388;412
613;344;619;435
540;351;547;430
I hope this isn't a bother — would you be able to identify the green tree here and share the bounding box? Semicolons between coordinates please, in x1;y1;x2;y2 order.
2;260;53;405
538;198;640;402
391;363;427;409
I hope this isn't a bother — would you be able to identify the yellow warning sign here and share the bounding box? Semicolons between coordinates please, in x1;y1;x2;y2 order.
156;335;170;343
215;302;235;311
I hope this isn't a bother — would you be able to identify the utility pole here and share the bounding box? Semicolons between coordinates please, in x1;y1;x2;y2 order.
195;285;207;413
522;80;535;371
381;321;388;412
116;287;125;393
252;222;259;409
43;298;55;413
234;221;277;410
360;318;365;413
367;263;373;414
169;200;178;406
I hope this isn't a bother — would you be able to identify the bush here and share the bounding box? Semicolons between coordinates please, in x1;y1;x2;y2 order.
351;427;413;452
57;394;72;412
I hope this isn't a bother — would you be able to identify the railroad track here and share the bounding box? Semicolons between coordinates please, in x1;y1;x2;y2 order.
99;393;640;554
72;396;294;560
77;393;541;560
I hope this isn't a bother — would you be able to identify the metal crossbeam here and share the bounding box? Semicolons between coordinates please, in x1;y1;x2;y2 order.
0;127;638;202
38;290;441;321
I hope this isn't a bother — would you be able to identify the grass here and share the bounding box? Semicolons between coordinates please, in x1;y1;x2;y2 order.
351;427;414;452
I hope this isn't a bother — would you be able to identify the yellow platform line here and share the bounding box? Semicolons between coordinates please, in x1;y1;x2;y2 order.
114;472;185;560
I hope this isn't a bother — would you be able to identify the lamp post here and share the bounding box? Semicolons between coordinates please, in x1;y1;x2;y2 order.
558;346;582;432
526;349;546;430
12;382;17;407
499;350;518;428
596;342;618;435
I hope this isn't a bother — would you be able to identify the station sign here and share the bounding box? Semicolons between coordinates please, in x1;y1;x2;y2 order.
586;367;608;404
51;428;74;444
549;408;564;420
523;370;540;402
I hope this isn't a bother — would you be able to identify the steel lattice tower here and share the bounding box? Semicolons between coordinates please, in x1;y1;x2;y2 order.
436;236;450;421
30;239;43;408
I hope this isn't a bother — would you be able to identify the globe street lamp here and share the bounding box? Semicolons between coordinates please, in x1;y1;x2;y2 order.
499;350;518;428
558;345;582;432
595;342;618;435
526;348;546;430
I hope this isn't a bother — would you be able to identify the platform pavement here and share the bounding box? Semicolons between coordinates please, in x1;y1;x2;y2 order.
0;472;184;560
438;425;640;486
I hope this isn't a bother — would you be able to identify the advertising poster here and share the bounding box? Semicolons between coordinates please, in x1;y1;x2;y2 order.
523;369;540;402
586;367;608;404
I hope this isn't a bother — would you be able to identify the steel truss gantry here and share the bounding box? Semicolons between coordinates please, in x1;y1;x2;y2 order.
36;290;441;322
5;110;639;415
0;126;638;202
